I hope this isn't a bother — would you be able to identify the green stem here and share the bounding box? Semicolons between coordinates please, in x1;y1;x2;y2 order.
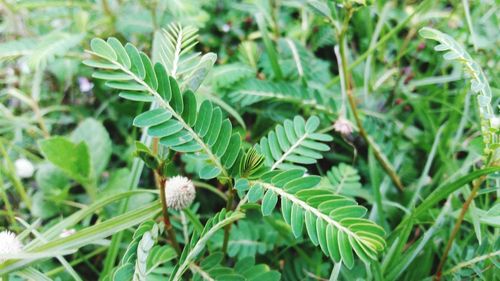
434;175;487;280
101;0;116;33
0;171;15;224
101;130;149;277
443;250;500;276
256;12;283;80
83;179;98;202
326;0;433;88
335;9;404;192
270;0;281;38
221;181;236;256
0;141;32;211
368;147;387;229
151;136;181;255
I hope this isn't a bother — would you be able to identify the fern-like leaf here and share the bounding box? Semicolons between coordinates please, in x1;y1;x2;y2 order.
111;221;175;281
157;23;199;78
84;38;241;179
146;245;177;276
419;27;499;160
223;220;279;259
236;169;385;268
255;116;333;170
0;38;36;62
190;253;281;281
326;163;362;194
169;209;245;280
0;32;83;67
153;23;216;92
229;79;334;114
237;41;260;69
212;63;255;88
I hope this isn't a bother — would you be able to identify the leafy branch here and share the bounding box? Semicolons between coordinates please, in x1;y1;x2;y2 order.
236;169;385;268
255;116;333;171
419;27;499;162
84;38;241;180
419;27;499;279
169;209;245;280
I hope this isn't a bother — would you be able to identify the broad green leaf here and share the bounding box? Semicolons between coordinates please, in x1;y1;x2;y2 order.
38;137;91;183
35;163;70;195
71;118;112;175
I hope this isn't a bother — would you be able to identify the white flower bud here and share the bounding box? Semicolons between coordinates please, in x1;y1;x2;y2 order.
164;176;196;210
333;117;354;136
0;231;23;263
14;158;35;178
59;229;76;238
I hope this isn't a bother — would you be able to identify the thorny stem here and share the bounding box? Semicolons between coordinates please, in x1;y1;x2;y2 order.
152;138;181;255
434;174;488;280
335;9;405;192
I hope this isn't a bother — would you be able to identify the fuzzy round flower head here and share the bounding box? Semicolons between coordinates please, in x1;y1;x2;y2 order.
0;231;23;263
14;158;35;178
333;117;354;136
165;176;196;210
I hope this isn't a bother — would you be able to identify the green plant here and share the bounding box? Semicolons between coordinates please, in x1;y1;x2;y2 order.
1;1;499;280
80;31;386;278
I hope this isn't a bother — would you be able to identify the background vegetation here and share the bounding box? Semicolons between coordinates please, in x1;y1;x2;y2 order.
0;0;498;280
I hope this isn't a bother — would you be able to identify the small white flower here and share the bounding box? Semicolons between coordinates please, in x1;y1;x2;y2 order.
6;67;14;76
165;176;196;210
333;117;354;136
51;19;64;28
78;77;94;92
59;229;76;238
491;117;500;129
222;24;231;33
18;61;30;74
14;158;35;178
0;231;23;263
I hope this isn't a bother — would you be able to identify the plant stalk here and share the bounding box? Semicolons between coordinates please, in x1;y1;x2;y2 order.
221;182;236;256
155;170;182;255
434;175;487;280
336;9;404;192
101;120;150;277
151;137;182;255
0;170;15;224
326;0;433;88
0;141;32;211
